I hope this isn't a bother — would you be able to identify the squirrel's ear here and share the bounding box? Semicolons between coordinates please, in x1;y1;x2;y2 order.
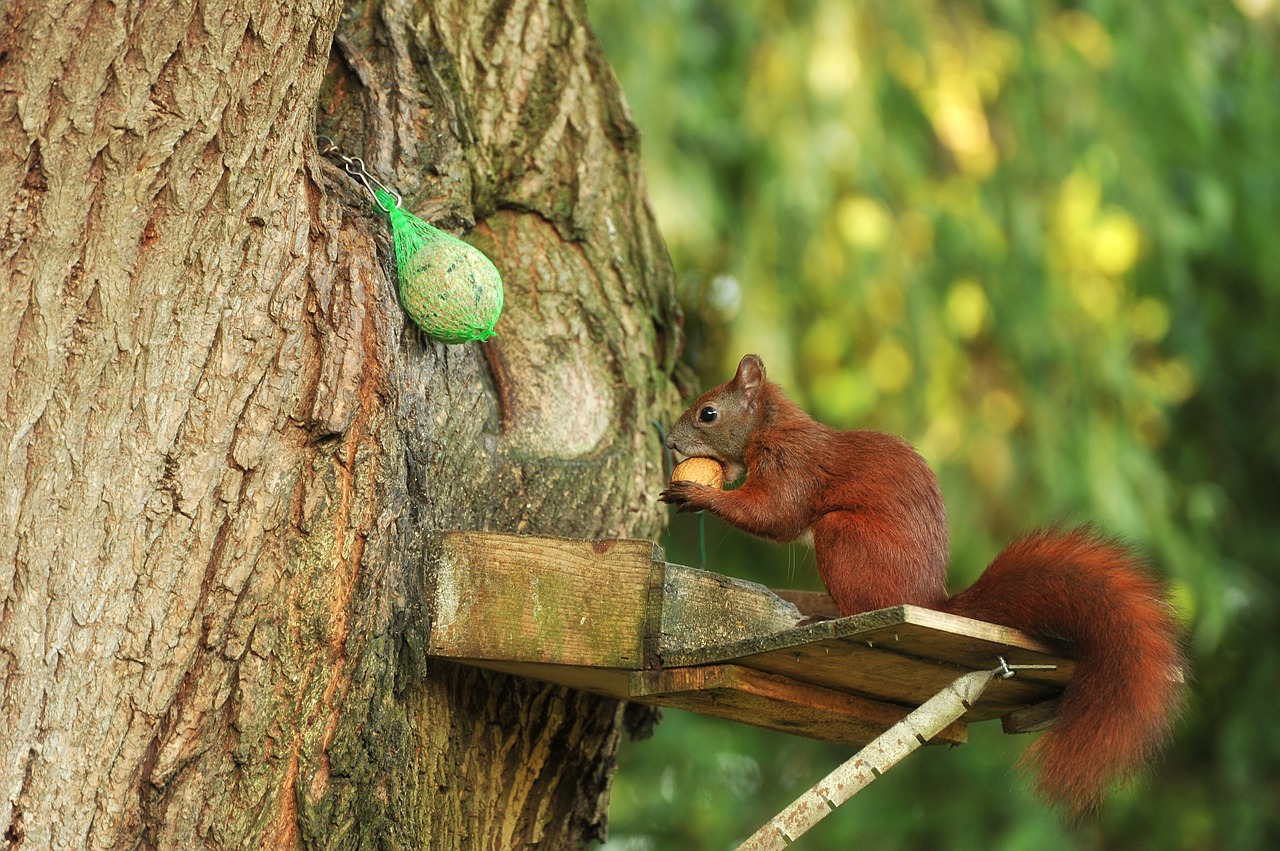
734;354;765;392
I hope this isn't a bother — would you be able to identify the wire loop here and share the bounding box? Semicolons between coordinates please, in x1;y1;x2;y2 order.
318;137;402;212
996;656;1059;679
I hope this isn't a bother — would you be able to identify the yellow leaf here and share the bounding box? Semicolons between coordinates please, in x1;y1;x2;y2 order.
868;339;914;394
1091;212;1142;275
836;196;893;250
945;278;990;340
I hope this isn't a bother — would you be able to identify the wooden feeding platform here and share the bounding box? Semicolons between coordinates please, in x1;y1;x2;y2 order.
428;532;1076;749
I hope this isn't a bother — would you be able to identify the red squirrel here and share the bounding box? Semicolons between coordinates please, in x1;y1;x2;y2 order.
659;354;1184;817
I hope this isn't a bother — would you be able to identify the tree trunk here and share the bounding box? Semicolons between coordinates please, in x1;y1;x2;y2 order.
0;0;680;847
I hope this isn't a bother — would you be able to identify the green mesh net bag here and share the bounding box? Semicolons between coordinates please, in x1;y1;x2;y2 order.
320;139;505;343
373;189;504;343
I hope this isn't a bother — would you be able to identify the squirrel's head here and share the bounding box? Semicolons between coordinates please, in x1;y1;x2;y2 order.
665;354;768;484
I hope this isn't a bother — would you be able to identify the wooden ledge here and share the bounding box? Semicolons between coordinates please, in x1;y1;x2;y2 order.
427;532;1076;748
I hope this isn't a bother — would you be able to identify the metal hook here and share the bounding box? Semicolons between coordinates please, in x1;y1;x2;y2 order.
342;156;402;212
995;656;1059;679
318;137;402;213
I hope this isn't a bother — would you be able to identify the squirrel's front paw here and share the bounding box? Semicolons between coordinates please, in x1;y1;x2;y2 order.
659;480;712;512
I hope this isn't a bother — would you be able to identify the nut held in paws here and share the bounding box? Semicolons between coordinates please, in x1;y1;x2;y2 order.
669;457;725;489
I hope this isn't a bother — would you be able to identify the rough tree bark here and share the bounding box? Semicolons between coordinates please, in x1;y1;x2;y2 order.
0;0;680;847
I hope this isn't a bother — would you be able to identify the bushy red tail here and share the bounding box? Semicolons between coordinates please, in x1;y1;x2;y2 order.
940;527;1185;817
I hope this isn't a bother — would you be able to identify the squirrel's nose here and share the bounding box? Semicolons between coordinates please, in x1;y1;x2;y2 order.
665;432;678;451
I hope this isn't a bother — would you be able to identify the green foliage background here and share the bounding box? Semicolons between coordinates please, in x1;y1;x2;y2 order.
586;0;1280;848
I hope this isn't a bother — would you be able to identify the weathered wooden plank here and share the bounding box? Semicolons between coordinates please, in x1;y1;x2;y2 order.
657;565;802;657
430;531;807;670
858;607;1075;687
429;532;663;669
666;605;1072;673
628;665;967;748
737;639;1057;721
663;605;1075;722
425;534;1075;739
1002;698;1062;734
770;590;840;620
441;658;636;700
658;605;906;667
447;656;970;749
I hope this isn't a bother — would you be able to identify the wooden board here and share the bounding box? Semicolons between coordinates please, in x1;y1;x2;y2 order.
657;563;801;655
429;532;805;668
440;657;637;701
629;664;967;747
429;533;662;669
669;606;1075;722
435;657;966;749
426;533;1077;744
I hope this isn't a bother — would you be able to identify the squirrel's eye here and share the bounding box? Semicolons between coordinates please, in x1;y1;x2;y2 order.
698;405;718;423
